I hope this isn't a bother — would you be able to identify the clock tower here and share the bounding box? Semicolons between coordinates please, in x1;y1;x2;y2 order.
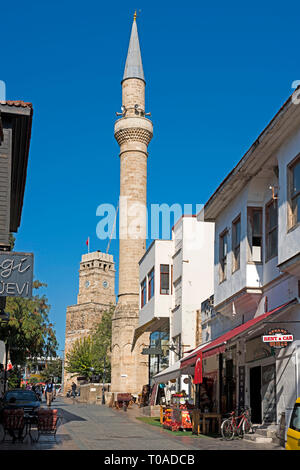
63;251;116;393
77;251;115;305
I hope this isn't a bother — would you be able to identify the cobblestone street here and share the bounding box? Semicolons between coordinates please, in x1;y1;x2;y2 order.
0;397;283;451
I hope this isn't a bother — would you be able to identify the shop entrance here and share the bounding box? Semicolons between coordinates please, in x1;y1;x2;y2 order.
250;366;262;424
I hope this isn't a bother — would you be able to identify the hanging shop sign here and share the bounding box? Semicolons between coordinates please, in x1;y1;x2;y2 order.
0;252;34;298
238;365;245;411
142;347;163;355
262;328;293;348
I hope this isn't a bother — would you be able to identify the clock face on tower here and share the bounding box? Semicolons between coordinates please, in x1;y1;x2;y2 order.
103;280;109;289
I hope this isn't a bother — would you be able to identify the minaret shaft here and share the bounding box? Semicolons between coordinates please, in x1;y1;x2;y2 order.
111;18;153;394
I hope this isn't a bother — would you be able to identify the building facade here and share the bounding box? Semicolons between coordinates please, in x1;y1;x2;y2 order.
0;100;33;395
64;251;115;393
135;215;214;398
181;88;300;436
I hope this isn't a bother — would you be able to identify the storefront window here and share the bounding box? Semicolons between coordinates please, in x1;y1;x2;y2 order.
220;348;237;414
266;199;278;261
160;265;170;294
247;207;263;262
199;355;218;412
148;268;154;300
289;156;300;228
149;331;169;384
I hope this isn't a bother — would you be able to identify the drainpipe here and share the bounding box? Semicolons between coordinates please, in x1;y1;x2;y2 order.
3;341;8;394
296;346;299;398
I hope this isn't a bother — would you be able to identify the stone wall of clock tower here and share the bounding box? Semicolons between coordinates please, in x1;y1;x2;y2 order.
63;251;116;393
77;252;115;305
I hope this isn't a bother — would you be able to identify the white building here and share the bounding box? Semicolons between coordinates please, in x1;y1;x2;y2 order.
182;88;300;435
133;215;214;396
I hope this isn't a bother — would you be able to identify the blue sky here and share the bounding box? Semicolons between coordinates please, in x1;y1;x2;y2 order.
2;0;299;352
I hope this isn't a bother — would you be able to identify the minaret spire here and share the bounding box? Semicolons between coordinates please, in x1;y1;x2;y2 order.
123;14;145;83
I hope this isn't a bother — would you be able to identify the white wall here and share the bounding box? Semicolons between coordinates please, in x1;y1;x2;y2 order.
276;305;300;426
213;169;283;311
171;216;214;352
139;240;173;326
213;187;248;308
277;127;300;265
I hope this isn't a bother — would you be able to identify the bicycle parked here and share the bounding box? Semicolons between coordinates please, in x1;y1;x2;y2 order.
221;407;254;440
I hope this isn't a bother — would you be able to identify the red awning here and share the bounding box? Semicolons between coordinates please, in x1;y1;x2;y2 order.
180;298;298;370
180;342;211;369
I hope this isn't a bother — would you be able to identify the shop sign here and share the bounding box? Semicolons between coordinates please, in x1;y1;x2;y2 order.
0;252;34;298
238;366;245;411
262;328;293;348
142;347;163;355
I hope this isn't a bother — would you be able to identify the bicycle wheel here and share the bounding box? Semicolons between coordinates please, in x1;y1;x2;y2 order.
242;418;253;434
221;419;235;440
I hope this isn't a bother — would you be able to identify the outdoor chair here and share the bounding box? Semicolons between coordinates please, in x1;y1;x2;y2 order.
2;409;25;442
115;393;132;411
35;408;60;442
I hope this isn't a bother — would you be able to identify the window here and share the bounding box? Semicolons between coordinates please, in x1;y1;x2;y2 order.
141;277;146;308
289;156;300;229
289;404;300;432
219;230;228;282
172;334;182;359
160;264;169;294
232;216;241;272
266;199;278;260
149;331;169;379
247;207;263;262
148;268;154;301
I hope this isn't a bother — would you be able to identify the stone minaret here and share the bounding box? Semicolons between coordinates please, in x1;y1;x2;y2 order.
111;14;153;394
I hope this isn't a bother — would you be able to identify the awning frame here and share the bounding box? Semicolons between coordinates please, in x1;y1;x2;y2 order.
131;316;169;351
180;298;299;369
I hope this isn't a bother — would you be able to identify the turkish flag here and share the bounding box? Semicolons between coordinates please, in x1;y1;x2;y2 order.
193;351;203;384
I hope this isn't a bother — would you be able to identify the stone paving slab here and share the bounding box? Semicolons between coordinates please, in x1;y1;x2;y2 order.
0;397;284;451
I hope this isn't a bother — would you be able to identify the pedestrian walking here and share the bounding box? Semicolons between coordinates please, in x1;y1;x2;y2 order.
71;381;77;398
44;380;54;407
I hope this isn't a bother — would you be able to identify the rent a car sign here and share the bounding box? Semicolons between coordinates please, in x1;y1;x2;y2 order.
263;328;293;348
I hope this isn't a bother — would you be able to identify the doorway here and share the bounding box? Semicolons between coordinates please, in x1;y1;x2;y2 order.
250;366;262;424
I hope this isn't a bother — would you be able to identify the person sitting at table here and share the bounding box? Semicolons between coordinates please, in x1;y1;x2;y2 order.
200;383;212;412
7;397;25;442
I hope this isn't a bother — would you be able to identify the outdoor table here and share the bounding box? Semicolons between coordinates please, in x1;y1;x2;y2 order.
191;409;202;435
201;413;221;435
191;411;221;435
23;412;38;442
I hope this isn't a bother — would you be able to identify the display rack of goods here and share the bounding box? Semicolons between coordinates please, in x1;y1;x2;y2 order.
162;394;193;432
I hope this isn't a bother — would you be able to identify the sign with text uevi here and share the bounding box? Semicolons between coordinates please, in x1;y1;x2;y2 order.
0;252;34;298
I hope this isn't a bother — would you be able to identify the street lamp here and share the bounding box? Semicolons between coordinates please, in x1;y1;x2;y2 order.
102;357;106;405
0;311;9;323
60;349;65;393
0;309;10;394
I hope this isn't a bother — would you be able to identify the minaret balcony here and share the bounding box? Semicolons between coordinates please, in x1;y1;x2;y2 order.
114;116;153;147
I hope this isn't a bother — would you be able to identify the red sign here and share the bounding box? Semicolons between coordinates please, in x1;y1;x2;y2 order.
193;352;203;384
262;328;293;348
